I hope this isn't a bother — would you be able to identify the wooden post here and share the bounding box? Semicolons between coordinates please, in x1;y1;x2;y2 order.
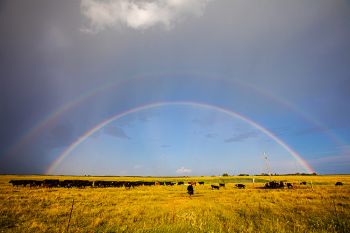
66;199;75;233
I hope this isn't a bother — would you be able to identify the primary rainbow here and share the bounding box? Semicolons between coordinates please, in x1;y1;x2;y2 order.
46;101;315;174
6;72;346;162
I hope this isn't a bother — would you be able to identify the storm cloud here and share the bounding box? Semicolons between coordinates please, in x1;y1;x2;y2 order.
0;0;349;175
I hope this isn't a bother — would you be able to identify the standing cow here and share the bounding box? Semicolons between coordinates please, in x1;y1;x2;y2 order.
235;184;245;189
187;184;194;196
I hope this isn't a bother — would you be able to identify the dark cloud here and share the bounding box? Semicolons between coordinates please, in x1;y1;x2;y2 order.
46;123;75;148
104;126;130;139
0;0;349;175
192;117;215;127
267;126;292;136
116;111;156;127
309;155;350;174
205;133;216;139
294;126;331;136
224;131;259;143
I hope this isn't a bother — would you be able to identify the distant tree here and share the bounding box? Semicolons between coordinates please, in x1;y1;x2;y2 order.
238;174;249;176
222;173;229;177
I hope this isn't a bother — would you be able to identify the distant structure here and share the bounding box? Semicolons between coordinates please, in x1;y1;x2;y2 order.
263;152;272;181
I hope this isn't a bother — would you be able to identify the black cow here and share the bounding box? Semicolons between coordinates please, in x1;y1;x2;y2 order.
264;181;284;189
43;179;59;188
86;181;94;187
219;183;225;188
125;182;135;189
177;181;184;185
286;183;293;189
76;180;86;188
235;184;245;189
9;180;32;187
211;184;220;190
279;181;285;188
131;181;143;187
93;181;103;187
29;180;43;187
144;181;155;186
102;181;114;187
164;182;175;186
187;184;194;196
78;180;93;188
198;181;205;185
118;181;128;187
300;181;307;185
335;182;343;186
9;180;19;187
60;180;74;188
11;180;40;187
24;180;35;187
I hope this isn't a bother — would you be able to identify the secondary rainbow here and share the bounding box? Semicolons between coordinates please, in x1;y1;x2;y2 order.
46;101;315;174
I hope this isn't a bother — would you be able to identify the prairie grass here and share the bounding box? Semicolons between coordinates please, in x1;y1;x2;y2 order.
0;175;349;232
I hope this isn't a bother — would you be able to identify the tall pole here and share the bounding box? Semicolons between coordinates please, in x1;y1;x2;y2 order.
263;152;272;181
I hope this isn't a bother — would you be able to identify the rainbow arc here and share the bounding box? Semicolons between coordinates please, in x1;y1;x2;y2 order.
46;101;315;174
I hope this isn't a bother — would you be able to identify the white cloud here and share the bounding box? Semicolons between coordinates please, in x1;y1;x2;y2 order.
80;0;212;32
176;166;192;174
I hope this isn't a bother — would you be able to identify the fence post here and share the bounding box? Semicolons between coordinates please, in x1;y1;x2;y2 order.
66;199;75;233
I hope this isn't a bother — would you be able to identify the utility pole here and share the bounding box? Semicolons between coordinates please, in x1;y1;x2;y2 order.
263;152;272;181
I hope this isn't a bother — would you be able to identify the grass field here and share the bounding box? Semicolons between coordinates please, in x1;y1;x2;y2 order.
0;175;349;232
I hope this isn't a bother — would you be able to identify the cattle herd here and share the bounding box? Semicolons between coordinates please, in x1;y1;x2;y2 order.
8;179;177;188
8;179;344;189
8;179;246;189
8;180;207;188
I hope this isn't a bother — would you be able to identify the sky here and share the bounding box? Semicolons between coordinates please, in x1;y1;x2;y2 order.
0;0;349;175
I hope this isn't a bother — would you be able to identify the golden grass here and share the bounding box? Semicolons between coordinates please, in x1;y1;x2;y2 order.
0;175;349;232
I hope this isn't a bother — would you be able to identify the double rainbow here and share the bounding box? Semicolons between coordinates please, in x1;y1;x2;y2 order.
46;101;315;174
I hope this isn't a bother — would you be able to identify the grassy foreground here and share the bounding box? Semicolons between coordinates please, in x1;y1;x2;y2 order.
0;175;349;233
